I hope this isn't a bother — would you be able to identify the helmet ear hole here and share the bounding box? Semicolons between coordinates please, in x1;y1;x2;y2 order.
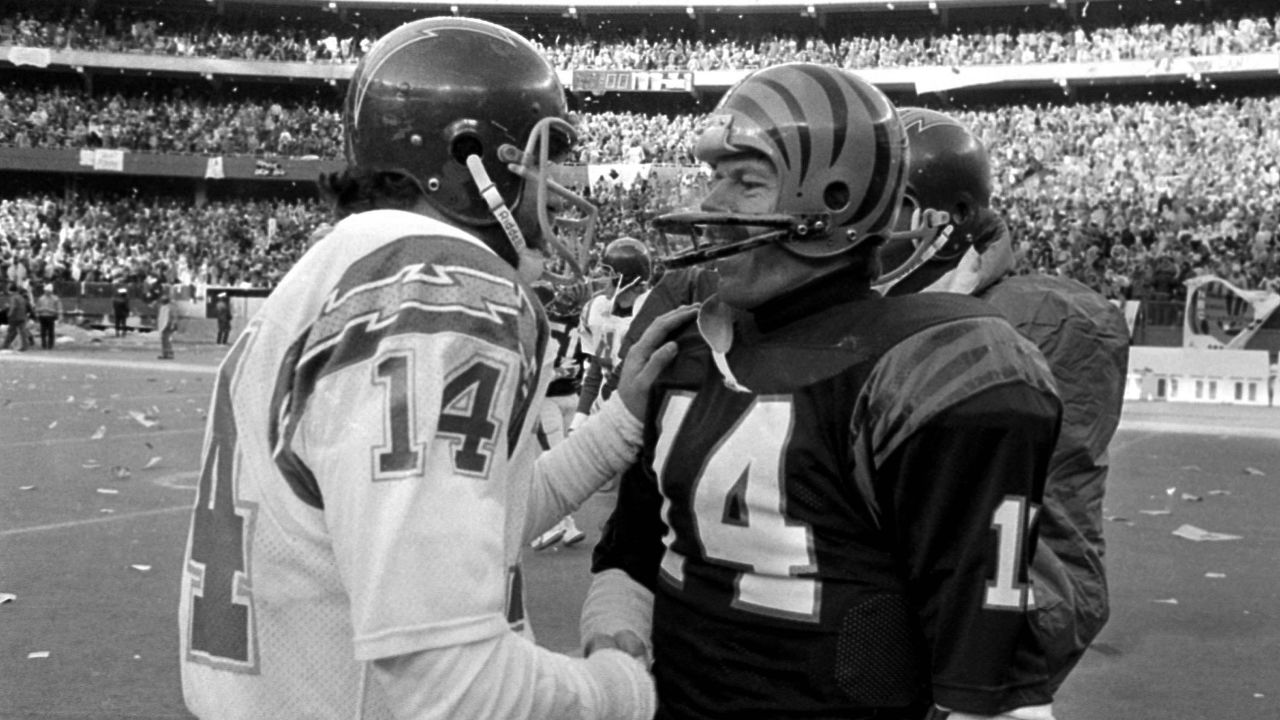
823;181;850;213
450;133;484;165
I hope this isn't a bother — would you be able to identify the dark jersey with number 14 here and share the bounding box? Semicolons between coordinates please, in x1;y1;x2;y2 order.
594;275;1062;719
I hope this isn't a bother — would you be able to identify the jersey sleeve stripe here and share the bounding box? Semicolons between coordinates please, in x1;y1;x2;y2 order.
858;316;1057;468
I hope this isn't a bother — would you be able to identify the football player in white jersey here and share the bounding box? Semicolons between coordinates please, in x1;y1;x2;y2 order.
177;17;693;720
532;238;654;550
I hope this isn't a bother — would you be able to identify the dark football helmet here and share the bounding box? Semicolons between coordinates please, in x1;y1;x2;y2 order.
344;17;596;273
532;276;590;317
652;63;906;268
599;237;653;290
877;107;993;292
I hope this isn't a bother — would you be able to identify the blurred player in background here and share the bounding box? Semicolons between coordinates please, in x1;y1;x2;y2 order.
573;237;654;428
177;17;695;720
533;237;654;550
581;63;1065;720
879;106;1131;692
533;278;590;399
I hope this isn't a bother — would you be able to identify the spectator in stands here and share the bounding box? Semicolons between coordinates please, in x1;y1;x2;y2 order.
156;292;176;359
2;283;31;351
33;282;61;349
213;292;232;345
111;287;129;337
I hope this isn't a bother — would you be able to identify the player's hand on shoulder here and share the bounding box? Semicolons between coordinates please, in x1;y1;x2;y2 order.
615;304;698;422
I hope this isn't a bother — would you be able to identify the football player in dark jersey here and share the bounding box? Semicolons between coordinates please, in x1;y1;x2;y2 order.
533;277;591;398
581;63;1064;720
880;107;1130;694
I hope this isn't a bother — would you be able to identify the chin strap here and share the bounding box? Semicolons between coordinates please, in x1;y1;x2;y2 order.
466;153;528;253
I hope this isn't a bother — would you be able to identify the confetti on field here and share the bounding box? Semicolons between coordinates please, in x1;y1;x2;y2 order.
79;398;98;410
1205;572;1226;579
1180;465;1202;471
1243;467;1266;476
65;395;74;403
112;466;132;480
0;593;14;604
1181;493;1202;502
86;373;98;380
96;488;119;495
82;460;101;469
47;421;57;430
1152;598;1179;605
18;486;34;491
142;457;162;470
1139;509;1171;516
27;651;50;659
90;426;106;440
131;565;152;573
99;509;115;514
1208;489;1231;496
1172;524;1242;542
128;411;158;428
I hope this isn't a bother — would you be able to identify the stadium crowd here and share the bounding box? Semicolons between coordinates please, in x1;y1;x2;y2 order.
0;84;343;157
1;5;1277;70
3;136;1278;303
0;194;320;289
3;5;1279;303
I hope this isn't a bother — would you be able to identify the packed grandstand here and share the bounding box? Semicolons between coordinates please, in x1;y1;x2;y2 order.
1;0;1279;329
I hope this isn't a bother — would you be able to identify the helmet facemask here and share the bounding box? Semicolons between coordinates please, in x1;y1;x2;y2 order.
474;116;598;288
874;193;954;292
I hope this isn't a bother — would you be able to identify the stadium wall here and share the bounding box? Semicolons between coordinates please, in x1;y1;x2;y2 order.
1124;347;1276;407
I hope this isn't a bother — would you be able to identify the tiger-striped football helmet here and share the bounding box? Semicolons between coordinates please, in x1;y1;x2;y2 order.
653;63;907;268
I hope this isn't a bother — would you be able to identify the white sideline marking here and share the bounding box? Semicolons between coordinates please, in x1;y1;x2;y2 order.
1120;419;1280;440
0;354;216;374
0;505;192;538
152;471;200;490
0;427;204;449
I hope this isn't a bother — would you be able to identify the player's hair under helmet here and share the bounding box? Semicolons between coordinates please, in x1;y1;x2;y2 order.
600;237;653;289
343;17;596;275
876;107;994;291
653;63;907;269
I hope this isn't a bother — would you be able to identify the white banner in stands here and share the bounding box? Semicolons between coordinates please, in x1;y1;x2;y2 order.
1125;346;1273;406
92;149;125;172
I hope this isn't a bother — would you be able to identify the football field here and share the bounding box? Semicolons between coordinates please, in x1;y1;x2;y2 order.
0;339;1277;719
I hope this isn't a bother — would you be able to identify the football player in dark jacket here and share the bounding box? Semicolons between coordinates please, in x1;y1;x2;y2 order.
879;107;1130;694
582;64;1064;720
